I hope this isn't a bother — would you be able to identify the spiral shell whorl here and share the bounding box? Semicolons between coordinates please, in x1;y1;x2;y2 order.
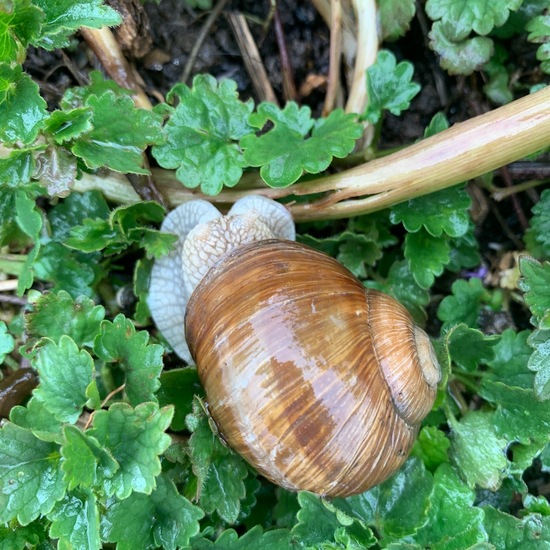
186;240;440;497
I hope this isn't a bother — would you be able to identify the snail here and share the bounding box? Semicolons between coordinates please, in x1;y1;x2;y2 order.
148;196;440;498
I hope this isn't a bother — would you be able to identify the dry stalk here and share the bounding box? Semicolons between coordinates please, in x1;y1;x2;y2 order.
74;85;550;222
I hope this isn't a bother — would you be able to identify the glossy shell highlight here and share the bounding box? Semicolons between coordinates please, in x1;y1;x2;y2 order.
185;240;439;497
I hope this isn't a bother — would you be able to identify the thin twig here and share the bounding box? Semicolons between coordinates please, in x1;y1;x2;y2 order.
323;0;343;116
492;178;549;202
80;26;152;110
273;6;298;102
498;166;529;230
180;0;231;84
225;11;279;105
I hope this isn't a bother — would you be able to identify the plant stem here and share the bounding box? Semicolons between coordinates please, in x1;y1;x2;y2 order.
75;86;550;221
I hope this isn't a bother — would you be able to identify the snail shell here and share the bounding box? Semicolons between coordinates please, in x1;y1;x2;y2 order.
185;239;440;498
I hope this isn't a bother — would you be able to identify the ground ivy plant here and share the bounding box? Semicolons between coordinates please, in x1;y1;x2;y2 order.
1;0;550;549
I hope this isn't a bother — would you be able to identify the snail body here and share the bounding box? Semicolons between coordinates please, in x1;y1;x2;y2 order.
149;197;440;497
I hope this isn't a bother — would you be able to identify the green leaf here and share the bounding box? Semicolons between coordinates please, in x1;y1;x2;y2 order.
412;463;487;549
47;489;100;550
93;314;164;406
437;278;493;327
60;70;133;110
525;189;550;258
0;422;65;525
10;396;63;443
447;324;498;371
15;188;42;295
363;50;420;124
33;241;98;298
0;522;44;550
186;397;248;524
0;0;43;64
450;411;509;490
336;232;382;278
100;474;204;550
43;107;93;143
411;426;450;473
48;190;110;241
189;526;295;549
526;14;550;74
0;63;47;144
0;320;15;362
484;329;534;389
405;229;450;289
483;506;550;548
87;402;173;498
157;368;204;431
390;185;471;237
378;0;416;41
32;336;98;423
426;0;522;40
60;425;119;491
26;290;105;347
428;22;494;75
242;103;362;187
71;91;164;174
335;457;434;545
527;329;550;401
292;492;376;547
64;218;119;252
520;257;550;329
480;380;550;445
32;0;121;50
0;148;36;186
152;74;254;195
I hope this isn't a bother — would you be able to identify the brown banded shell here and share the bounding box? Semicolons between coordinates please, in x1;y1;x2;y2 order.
185;240;440;498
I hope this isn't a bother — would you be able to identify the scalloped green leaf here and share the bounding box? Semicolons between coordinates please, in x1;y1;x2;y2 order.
0;63;47;144
378;0;416;41
292;492;376;548
390;185;471;237
412;463;487;548
241;103;362;187
87;402;173;499
0;422;65;525
101;474;204;550
447;324;498;372
0;0;43;64
484;506;550;547
437;278;493;328
60;425;119;491
32;336;98;423
363;50;420;123
525;189;550;258
26;290;105;347
71;91;164;174
334;457;434;545
32;0;121;50
450;411;509;490
186;397;248;524
47;489;101;550
0;320;14;362
152;74;254;195
93;314;164;406
405;229;450;289
519;257;550;329
426;0;522;40
479;380;550;445
428;22;494;75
